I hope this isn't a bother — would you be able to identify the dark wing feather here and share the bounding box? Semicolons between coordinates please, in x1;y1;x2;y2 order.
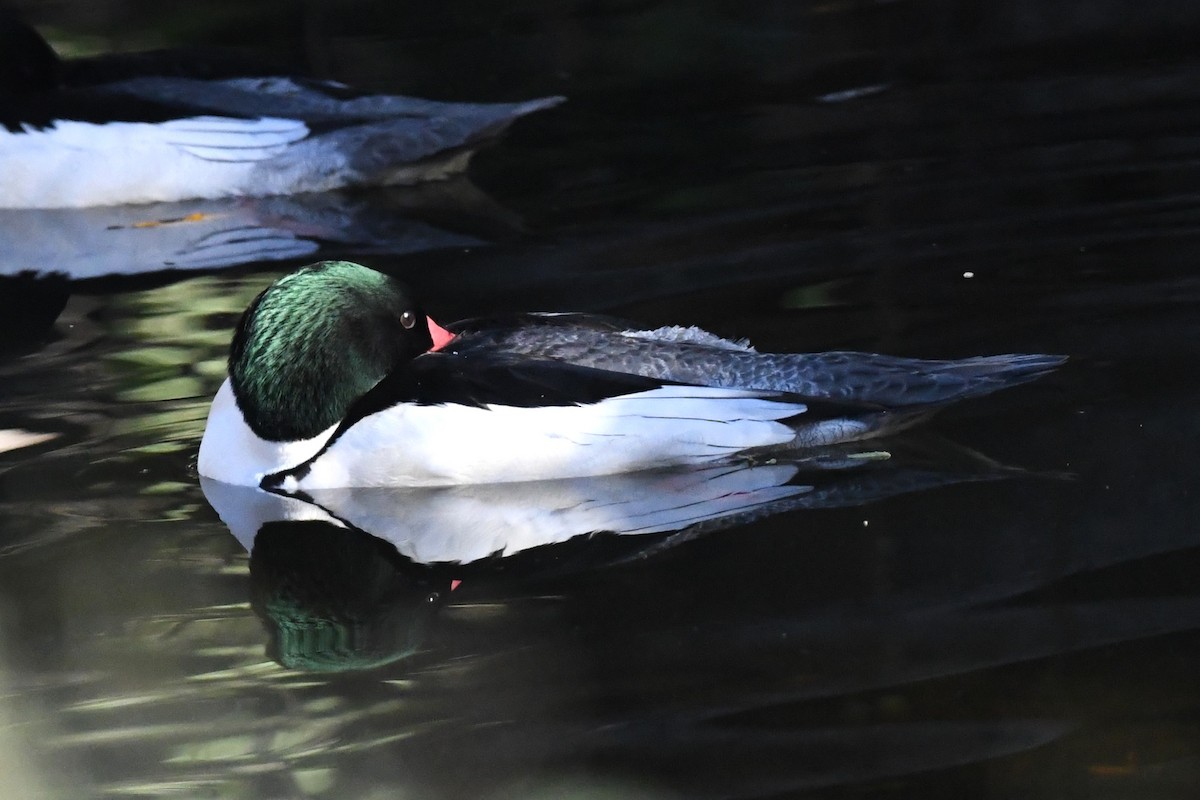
344;351;679;421
339;350;884;436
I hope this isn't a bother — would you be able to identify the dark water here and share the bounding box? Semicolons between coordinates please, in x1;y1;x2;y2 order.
2;1;1200;797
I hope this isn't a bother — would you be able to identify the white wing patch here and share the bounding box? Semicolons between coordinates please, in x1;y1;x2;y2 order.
296;385;807;488
160;116;310;162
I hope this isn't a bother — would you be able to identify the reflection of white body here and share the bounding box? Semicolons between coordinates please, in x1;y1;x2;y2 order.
0;195;481;279
0;199;314;277
203;461;809;564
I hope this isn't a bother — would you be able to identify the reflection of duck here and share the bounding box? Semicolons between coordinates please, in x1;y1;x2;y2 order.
205;439;1012;569
0;15;562;208
206;460;821;562
223;463;817;672
0;179;510;280
204;446;1009;671
198;261;1064;488
249;519;449;673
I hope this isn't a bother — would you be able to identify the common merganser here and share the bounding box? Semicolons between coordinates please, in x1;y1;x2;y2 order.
196;261;1064;489
0;15;562;208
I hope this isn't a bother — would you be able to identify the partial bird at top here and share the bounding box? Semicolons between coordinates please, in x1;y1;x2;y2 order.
0;14;563;208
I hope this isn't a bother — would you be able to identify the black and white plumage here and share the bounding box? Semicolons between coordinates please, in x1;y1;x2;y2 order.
197;261;1064;489
0;15;562;208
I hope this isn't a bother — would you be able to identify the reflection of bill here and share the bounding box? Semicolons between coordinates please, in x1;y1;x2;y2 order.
0;179;507;280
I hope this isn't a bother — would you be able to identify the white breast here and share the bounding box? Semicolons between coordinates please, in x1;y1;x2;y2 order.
198;379;336;487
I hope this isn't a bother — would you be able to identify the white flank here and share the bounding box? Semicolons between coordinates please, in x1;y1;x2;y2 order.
292;385;807;489
0;116;309;208
197;379;336;486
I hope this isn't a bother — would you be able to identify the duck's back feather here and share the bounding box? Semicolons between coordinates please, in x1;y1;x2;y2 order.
350;351;680;414
447;322;1065;408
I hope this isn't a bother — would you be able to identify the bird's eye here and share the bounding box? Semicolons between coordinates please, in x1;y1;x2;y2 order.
400;311;417;329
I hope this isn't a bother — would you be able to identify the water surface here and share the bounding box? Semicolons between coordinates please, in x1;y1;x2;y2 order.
2;2;1200;798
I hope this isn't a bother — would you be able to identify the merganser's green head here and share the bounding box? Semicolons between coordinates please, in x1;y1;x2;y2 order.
229;261;434;442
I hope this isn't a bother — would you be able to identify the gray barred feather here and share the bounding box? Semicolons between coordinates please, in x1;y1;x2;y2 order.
449;324;1064;408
